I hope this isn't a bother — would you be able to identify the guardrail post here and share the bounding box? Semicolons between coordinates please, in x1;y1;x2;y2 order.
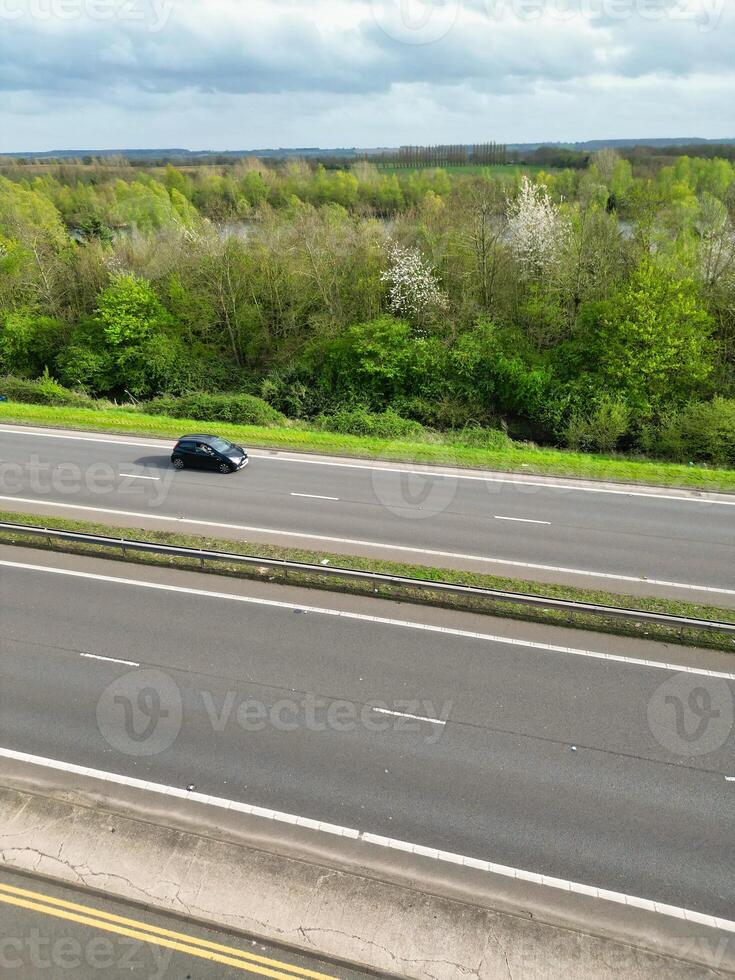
199;550;205;570
120;538;127;559
45;527;52;549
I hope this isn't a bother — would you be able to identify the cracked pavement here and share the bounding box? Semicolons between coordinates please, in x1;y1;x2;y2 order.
0;866;375;979
0;783;731;980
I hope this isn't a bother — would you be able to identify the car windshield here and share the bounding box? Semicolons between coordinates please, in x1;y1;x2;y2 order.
208;438;236;454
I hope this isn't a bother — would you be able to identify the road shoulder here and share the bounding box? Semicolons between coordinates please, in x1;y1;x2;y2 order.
0;775;731;980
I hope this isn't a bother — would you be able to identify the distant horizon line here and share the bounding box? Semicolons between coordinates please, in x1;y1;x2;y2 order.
2;136;735;160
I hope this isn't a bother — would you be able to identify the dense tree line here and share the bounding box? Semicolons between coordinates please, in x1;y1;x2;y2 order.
371;143;508;168
0;158;453;224
1;152;734;464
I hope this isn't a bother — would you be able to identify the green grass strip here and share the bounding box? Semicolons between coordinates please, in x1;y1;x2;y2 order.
1;401;735;492
1;508;733;653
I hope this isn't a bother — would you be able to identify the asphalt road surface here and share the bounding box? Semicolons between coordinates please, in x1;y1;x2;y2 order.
1;549;732;921
0;425;733;604
0;869;374;978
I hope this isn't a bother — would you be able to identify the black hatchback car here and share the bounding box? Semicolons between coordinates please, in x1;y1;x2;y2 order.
171;435;249;473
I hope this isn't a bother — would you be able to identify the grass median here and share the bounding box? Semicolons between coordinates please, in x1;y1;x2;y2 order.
1;400;735;492
0;508;733;653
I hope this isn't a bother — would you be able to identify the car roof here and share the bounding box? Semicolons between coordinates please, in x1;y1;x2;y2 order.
178;434;221;443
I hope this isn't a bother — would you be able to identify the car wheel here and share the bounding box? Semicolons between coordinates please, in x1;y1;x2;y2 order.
172;457;185;470
218;462;233;474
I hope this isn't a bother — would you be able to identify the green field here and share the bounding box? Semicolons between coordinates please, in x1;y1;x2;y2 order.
374;163;541;175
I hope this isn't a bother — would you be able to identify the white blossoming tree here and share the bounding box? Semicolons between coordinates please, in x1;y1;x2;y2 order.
506;176;567;276
697;194;735;291
380;243;449;330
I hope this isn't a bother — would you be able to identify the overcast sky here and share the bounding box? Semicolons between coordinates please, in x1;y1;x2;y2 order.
0;0;732;152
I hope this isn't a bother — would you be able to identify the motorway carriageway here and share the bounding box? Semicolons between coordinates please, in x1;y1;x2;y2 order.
0;547;733;924
0;425;733;605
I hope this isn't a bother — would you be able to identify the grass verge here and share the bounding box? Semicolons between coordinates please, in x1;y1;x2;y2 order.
1;400;735;492
1;508;733;653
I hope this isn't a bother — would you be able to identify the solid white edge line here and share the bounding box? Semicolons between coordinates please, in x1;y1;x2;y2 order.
252;455;735;506
371;707;446;726
0;493;732;598
2;558;734;680
0;427;155;449
0;424;733;506
0;745;730;934
119;473;160;481
80;653;140;667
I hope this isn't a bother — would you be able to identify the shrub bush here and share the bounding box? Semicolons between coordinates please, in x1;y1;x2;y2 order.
314;406;426;439
652;398;735;466
259;372;317;419
0;374;100;408
447;426;513;451
565;395;631;453
143;392;286;427
392;395;490;430
314;317;448;409
0;312;67;378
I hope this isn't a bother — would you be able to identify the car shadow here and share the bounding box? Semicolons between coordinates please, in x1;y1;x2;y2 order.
131;454;171;470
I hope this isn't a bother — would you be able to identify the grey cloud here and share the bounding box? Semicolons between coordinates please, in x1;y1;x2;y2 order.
0;0;732;156
2;68;734;151
0;0;731;103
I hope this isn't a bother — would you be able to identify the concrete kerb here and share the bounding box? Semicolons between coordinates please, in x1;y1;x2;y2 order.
0;761;732;979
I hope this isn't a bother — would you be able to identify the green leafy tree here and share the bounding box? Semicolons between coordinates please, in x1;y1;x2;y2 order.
450;321;554;430
572;262;714;412
96;274;170;345
163;164;192;199
317;316;447;407
0;311;66;376
0;177;68;249
78;216;113;244
239;171;269;208
55;342;114;394
85;274;186;396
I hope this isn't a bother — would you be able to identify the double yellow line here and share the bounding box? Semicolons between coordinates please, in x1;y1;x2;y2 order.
0;881;339;979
